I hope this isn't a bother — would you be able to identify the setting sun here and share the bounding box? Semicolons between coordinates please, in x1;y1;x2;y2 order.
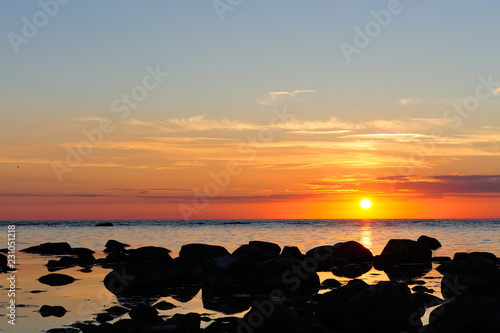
360;199;372;209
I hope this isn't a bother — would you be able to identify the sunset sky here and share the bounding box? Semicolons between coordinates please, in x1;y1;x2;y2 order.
1;1;500;220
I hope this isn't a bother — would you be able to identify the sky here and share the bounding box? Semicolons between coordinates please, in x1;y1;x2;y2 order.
1;0;500;220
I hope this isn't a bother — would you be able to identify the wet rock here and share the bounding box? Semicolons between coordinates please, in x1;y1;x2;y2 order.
38;273;75;286
22;242;72;255
47;328;80;333
129;304;161;324
233;241;281;264
104;305;129;316
104;239;130;253
378;262;432;281
153;300;177;310
127;246;172;262
441;254;500;299
333;240;374;262
1;253;9;272
248;256;320;293
417;235;442;250
164;312;201;332
432;256;452;263
305;245;336;271
240;304;300;333
112;319;140;332
179;243;230;264
322;278;341;288
378;239;432;263
414;322;466;333
202;289;251;314
281;246;304;259
317;280;421;332
429;295;500;331
96;312;114;322
46;256;78;271
39;305;67;317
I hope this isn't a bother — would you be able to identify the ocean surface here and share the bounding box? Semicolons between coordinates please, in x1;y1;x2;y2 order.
1;219;499;332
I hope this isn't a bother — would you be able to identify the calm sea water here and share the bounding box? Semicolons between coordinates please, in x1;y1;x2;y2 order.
1;219;499;332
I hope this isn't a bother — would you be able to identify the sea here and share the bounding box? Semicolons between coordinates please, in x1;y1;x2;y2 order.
0;219;499;332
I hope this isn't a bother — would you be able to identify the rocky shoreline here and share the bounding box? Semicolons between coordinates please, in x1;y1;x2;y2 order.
2;235;499;332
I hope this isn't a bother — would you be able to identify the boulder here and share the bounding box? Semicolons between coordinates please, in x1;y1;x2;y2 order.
1;253;9;272
96;312;114;322
126;246;172;262
378;239;432;263
441;254;500;299
128;304;160;324
412;291;444;308
39;305;67;317
332;240;374;262
417;235;442;250
179;243;229;264
46;256;78;271
38;273;75;286
281;246;303;259
96;222;113;227
163;312;201;332
104;239;130;252
321;278;341;288
429;295;500;331
22;242;72;255
153;300;176;310
305;245;336;270
248;256;320;293
233;241;281;263
104;305;129;316
331;263;372;279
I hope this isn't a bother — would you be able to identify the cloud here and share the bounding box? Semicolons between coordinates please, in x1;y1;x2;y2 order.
494;86;500;96
256;89;314;105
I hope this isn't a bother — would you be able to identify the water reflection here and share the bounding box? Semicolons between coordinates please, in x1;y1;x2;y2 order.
359;220;373;250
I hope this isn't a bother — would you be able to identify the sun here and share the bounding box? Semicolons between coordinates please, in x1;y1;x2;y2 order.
360;199;372;209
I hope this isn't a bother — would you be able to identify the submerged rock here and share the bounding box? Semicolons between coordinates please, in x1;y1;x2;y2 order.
126;246;172;262
38;273;75;286
39;305;67;317
22;242;72;255
104;239;130;253
417;235;442;250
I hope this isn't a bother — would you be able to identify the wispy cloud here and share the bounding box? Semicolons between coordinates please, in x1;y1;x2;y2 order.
494;87;500;96
256;89;314;105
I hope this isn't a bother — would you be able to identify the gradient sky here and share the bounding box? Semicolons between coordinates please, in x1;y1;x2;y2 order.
1;1;500;220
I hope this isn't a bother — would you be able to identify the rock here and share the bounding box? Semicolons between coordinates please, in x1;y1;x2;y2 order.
377;262;432;281
417;235;442;250
317;280;421;332
333;240;374;262
241;304;300;333
46;256;78;271
96;312;114;322
22;242;72;255
202;289;251;314
47;329;80;333
104;239;130;252
441;254;500;299
248;256;320;293
112;319;140;332
163;312;201;332
39;305;67;317
305;245;336;270
179;243;230;264
71;247;95;255
127;246;172;262
38;273;75;286
77;252;95;267
1;253;9;272
321;278;341;288
432;256;452;263
96;222;113;226
281;246;303;259
233;241;281;264
128;305;160;324
415;322;466;333
104;305;129;316
378;239;432;263
153;300;176;310
429;295;500;331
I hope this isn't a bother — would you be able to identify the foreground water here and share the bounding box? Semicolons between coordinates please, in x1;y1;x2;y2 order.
0;219;499;332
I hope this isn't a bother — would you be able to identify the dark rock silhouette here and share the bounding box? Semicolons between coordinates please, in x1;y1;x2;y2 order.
104;239;130;253
38;273;75;286
417;235;442;250
377;239;432;263
22;242;72;255
39;305;67;317
281;245;304;259
333;240;374;262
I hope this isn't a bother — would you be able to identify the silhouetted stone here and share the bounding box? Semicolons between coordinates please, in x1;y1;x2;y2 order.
331;263;372;279
441;254;500;299
22;242;72;255
429;295;500;331
322;278;341;288
39;305;67;317
333;240;374;262
104;239;129;252
1;253;9;272
153;300;176;310
46;256;78;271
417;235;442;250
126;246;172;262
179;243;230;264
128;304;160;324
281;246;303;259
305;245;336;270
412;285;434;293
96;222;113;226
412;291;444;308
112;319;140;332
432;256;452;263
38;273;75;286
378;239;432;263
96;312;114;322
164;312;201;332
413;323;465;333
233;241;281;264
47;328;79;333
104;305;129;316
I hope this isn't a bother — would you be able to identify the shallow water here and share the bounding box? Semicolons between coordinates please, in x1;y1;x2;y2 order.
1;219;499;332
